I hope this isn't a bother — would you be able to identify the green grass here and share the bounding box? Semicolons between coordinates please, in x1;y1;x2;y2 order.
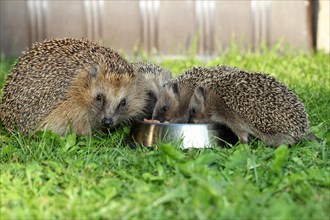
1;46;329;219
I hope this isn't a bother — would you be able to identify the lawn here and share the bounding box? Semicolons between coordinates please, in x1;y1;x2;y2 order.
0;46;329;219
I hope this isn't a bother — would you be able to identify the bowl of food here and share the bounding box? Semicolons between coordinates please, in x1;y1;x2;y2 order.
130;119;237;149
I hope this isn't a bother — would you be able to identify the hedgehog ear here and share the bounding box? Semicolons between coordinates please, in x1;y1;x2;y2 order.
163;69;173;80
195;86;207;101
171;82;180;96
89;65;100;79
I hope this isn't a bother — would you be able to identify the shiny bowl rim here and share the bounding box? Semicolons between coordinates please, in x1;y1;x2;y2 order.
132;120;220;129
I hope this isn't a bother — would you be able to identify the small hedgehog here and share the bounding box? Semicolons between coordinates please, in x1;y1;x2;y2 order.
132;61;172;119
152;66;225;123
0;38;147;135
188;66;312;146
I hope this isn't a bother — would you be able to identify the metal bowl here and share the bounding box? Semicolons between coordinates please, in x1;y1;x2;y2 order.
130;120;236;149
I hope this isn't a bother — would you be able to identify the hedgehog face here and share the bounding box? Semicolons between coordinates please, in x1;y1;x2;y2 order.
104;75;146;130
152;82;180;123
134;62;172;119
87;67;146;131
188;86;212;124
144;73;173;119
143;76;161;119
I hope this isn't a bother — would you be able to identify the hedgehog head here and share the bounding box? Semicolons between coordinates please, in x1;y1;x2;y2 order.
188;85;214;124
76;63;147;131
133;62;172;119
152;81;192;123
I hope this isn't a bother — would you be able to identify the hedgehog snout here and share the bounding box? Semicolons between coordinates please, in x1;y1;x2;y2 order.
189;107;196;118
102;117;114;127
187;115;195;124
152;112;167;123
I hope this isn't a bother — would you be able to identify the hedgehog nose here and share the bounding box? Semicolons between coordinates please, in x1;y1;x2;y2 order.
187;117;194;124
102;117;113;127
153;115;166;123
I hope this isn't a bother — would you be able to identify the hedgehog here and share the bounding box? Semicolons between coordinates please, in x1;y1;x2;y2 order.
132;61;172;119
0;38;148;135
188;65;312;146
152;66;227;123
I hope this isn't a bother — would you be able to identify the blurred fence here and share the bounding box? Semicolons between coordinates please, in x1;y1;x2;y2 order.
0;0;328;57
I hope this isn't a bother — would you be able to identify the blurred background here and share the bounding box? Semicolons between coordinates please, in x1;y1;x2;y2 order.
0;0;329;58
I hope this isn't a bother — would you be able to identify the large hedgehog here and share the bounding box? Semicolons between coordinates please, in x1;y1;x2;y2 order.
152;66;228;123
188;66;312;146
132;61;172;119
0;38;147;135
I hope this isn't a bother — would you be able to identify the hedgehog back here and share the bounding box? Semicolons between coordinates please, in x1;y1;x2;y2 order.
203;70;309;137
167;66;233;90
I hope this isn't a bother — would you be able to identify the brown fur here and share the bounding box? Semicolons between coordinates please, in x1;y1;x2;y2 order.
0;38;146;135
188;68;310;147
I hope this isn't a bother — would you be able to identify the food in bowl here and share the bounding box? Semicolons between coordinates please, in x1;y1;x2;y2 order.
143;118;169;124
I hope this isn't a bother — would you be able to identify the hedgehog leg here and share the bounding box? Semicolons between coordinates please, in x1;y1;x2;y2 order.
238;134;249;144
230;127;249;144
39;114;91;136
219;118;250;144
37;119;70;136
264;135;284;147
259;132;295;147
306;132;322;143
74;120;92;135
38;100;92;136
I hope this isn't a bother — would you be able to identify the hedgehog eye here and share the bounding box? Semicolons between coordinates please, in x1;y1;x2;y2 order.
161;106;168;113
189;108;196;117
120;98;127;107
147;90;157;101
95;94;104;108
95;94;103;102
